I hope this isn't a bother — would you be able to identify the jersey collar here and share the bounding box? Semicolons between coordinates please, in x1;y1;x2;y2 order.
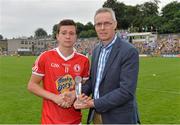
55;47;76;61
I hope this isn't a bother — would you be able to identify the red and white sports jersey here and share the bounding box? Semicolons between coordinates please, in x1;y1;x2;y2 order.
32;48;90;124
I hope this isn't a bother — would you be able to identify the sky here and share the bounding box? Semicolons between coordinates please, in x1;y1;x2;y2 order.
0;0;174;39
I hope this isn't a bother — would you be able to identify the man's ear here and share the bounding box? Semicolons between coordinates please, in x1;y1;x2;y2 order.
113;21;117;30
56;33;59;40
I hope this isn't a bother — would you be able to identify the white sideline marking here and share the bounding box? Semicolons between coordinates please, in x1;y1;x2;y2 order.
137;88;180;95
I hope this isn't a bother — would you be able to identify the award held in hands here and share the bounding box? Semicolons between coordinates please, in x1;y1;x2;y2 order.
75;76;82;98
75;76;85;105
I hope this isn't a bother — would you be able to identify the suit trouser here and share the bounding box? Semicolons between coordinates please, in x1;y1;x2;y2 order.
93;112;102;124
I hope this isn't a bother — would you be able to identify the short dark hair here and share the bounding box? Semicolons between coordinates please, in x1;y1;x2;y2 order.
57;19;77;34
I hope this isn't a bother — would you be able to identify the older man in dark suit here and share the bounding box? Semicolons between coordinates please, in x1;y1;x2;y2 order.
74;7;140;124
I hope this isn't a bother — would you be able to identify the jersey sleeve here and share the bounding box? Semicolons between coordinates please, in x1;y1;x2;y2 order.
32;52;46;76
82;58;90;81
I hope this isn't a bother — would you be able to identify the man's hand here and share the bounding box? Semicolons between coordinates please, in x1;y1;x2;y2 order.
51;94;66;107
51;91;76;108
73;93;94;109
63;91;76;108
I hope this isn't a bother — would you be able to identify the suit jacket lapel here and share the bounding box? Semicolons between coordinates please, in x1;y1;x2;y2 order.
93;45;101;87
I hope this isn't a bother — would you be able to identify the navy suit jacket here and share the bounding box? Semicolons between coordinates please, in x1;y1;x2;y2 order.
82;36;140;124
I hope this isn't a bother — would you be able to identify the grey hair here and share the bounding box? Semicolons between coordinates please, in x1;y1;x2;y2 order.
94;7;117;22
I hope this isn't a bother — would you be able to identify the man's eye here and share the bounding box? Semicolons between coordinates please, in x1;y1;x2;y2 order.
61;32;66;35
96;23;102;27
69;32;75;35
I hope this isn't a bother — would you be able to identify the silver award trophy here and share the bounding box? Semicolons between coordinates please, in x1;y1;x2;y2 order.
75;76;82;103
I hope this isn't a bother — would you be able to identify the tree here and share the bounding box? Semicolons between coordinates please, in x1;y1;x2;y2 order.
84;22;94;31
0;34;3;40
77;22;96;38
102;0;179;33
124;5;140;29
52;24;58;39
161;1;180;19
103;0;160;30
76;22;85;35
34;28;48;38
159;1;180;33
79;29;97;38
103;0;127;29
138;1;159;17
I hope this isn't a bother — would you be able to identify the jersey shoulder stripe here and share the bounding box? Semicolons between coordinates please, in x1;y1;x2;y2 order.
75;52;89;59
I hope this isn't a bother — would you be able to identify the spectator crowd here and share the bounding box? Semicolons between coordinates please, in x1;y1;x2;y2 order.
75;34;180;57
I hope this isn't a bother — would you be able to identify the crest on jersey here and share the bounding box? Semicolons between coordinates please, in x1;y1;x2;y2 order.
55;74;75;93
73;64;81;73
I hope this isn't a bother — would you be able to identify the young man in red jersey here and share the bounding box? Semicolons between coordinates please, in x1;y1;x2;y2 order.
27;19;90;124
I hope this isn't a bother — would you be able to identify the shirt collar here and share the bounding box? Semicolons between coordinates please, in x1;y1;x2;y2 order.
101;34;117;50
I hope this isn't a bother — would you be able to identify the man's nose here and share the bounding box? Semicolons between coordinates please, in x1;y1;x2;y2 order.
65;34;70;38
100;24;105;30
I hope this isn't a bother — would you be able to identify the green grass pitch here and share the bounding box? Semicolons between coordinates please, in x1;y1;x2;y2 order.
0;56;180;124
